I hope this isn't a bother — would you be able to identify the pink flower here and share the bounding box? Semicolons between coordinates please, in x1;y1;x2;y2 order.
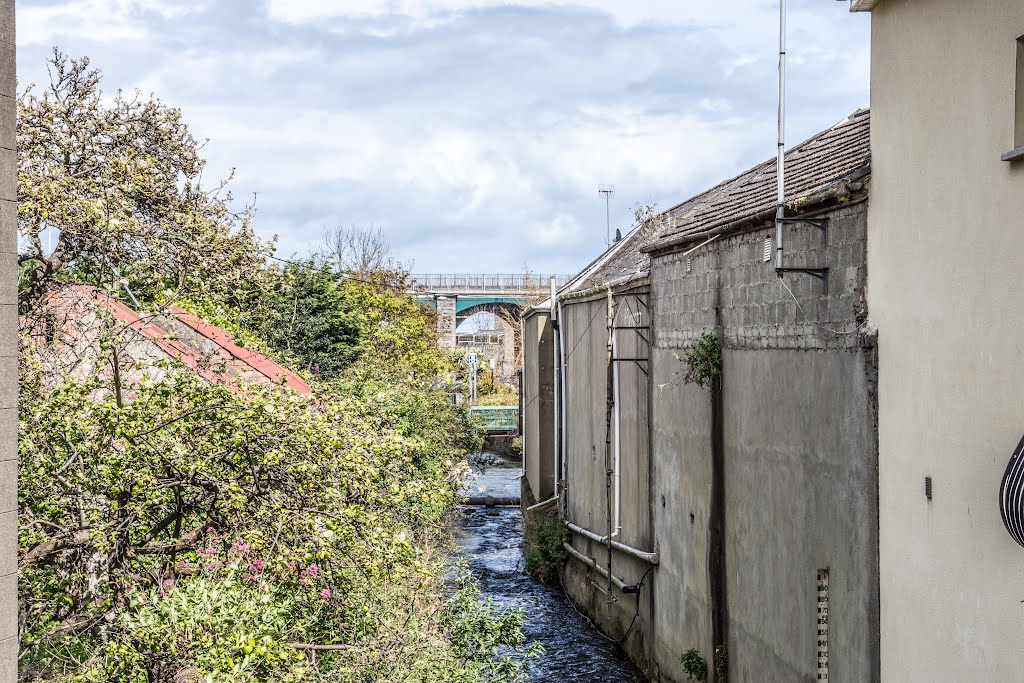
319;589;331;600
162;579;175;589
250;559;265;570
305;564;319;577
287;561;297;571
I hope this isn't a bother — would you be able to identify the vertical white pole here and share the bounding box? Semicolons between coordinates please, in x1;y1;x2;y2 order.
550;277;559;498
775;0;787;272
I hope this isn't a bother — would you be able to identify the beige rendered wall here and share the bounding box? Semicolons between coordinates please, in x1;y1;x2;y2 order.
0;0;14;679
868;1;1024;679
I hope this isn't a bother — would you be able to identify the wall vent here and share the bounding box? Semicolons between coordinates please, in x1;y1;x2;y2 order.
686;256;692;274
763;237;773;262
817;569;829;681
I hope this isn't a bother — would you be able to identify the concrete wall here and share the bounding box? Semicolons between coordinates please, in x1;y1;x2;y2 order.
867;1;1024;679
558;286;654;669
521;311;554;504
646;199;878;682
0;1;13;678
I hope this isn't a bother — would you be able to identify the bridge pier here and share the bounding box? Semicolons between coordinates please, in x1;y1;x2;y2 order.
436;296;457;349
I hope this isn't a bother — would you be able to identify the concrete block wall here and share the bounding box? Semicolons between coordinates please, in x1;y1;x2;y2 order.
0;0;13;678
647;198;879;682
654;200;869;352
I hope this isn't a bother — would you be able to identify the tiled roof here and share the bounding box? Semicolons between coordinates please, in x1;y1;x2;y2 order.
658;108;870;243
561;109;870;291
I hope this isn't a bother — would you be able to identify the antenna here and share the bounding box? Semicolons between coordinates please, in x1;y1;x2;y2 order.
775;0;786;271
598;184;615;246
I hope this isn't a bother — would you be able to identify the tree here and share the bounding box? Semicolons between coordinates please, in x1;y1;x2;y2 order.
320;224;407;284
259;261;362;378
17;49;272;315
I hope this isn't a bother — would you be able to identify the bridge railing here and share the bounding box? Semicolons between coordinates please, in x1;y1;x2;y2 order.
409;274;573;292
469;405;519;433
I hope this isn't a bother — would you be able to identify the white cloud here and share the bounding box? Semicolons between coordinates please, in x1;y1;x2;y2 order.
15;0;869;272
19;0;206;45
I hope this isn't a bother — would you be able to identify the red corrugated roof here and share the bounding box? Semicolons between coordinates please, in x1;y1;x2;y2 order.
69;286;312;396
167;306;313;395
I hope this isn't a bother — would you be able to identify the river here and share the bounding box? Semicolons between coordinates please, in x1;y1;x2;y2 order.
458;452;647;682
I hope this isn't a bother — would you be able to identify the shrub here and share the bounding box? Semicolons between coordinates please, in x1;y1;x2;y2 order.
522;514;568;584
680;648;708;681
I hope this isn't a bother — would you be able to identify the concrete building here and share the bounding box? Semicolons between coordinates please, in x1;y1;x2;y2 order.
522;110;879;681
851;0;1024;679
0;1;13;679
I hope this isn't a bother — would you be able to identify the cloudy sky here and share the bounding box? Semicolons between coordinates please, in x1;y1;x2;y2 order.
15;0;870;274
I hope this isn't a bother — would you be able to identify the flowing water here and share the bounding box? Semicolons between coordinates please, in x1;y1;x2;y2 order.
457;453;647;682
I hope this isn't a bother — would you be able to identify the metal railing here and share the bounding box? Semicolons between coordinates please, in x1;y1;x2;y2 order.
409;274;573;292
469;405;519;433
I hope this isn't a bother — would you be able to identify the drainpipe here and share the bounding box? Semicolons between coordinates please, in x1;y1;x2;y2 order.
550;277;559;500
519;314;527;479
562;542;629;592
567;522;659;564
557;299;568;512
612;311;622;539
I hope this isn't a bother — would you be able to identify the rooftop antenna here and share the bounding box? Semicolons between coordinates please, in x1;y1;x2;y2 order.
598;184;615;246
773;0;829;291
775;0;786;271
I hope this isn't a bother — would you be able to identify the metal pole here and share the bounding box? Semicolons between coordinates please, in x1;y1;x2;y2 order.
605;191;611;246
775;0;787;272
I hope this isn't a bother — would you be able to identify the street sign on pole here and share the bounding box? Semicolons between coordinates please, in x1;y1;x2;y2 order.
467;352;478;365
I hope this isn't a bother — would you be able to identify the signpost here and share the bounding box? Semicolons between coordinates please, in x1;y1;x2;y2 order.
467;353;479;403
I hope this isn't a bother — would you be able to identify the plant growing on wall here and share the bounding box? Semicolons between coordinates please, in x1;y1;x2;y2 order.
674;331;722;389
714;644;728;682
680;648;708;681
522;513;569;584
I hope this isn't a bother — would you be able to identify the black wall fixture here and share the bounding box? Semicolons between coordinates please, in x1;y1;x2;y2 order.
999;434;1024;548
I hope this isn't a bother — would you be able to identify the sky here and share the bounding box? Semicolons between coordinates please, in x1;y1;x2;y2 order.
14;0;870;275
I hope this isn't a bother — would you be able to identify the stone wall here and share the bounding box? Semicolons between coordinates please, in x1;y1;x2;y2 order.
0;1;14;678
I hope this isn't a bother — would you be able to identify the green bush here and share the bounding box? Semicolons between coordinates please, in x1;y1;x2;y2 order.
522;514;568;584
680;648;708;681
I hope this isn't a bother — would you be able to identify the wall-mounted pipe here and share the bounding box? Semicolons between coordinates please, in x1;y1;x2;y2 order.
567;522;659;564
557;299;568;511
550;277;559;499
562;542;629;591
526;495;558;512
613;327;622;539
519;314;527;478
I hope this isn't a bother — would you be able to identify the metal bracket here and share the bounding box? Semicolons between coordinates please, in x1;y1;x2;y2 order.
776;267;830;294
780;217;829;245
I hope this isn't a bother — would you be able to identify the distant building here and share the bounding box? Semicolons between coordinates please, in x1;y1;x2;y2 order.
852;1;1024;680
25;285;312;396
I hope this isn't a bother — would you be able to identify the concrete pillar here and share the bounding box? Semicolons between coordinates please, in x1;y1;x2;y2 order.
436;296;457;349
0;1;14;678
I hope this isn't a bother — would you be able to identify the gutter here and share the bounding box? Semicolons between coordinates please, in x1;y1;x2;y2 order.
559;271;649;303
642;165;870;255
